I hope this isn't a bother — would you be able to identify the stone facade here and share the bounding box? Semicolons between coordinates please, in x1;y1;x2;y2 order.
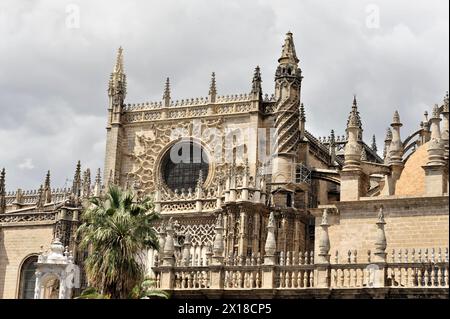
0;32;448;299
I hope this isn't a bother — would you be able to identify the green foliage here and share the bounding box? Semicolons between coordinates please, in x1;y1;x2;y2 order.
77;185;161;299
75;287;110;299
129;277;170;299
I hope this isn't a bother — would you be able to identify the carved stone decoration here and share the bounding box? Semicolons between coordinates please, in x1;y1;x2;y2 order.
127;118;226;195
34;238;79;299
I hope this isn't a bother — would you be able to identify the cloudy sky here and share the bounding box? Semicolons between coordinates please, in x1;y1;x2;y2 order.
0;0;448;190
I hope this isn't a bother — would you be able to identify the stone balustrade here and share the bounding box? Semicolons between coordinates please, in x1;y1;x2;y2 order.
151;247;449;291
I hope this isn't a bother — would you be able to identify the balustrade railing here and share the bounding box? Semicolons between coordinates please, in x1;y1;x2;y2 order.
151;247;449;291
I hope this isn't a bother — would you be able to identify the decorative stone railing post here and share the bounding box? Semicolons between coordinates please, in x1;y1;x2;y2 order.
160;218;175;289
182;233;192;266
315;209;331;288
211;214;225;288
262;212;276;289
372;207;387;287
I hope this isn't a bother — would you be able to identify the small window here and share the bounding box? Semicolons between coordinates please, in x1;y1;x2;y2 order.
286;193;292;207
18;256;38;299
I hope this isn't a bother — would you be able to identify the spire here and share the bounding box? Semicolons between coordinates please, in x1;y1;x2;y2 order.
250;66;262;100
163;77;171;107
347;95;363;140
114;46;124;74
72;161;81;197
0;168;6;214
371;134;377;153
278;31;299;65
208;72;217;103
426;104;445;166
388;110;403;165
344;97;363;168
330;129;336;165
44;170;52;204
108;46;127;99
44;170;50;189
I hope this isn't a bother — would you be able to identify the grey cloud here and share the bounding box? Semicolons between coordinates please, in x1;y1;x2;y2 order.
0;0;448;190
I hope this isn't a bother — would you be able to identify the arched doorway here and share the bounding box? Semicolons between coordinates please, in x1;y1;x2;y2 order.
18;255;38;299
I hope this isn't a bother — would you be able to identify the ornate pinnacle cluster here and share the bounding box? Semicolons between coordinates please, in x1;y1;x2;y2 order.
208;72;217;102
0;168;5;214
278;31;299;65
163;77;171;107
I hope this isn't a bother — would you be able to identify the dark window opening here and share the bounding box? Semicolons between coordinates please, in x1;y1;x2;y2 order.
19;256;38;299
162;141;209;191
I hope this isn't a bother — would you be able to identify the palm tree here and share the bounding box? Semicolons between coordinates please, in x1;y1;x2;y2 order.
77;185;161;299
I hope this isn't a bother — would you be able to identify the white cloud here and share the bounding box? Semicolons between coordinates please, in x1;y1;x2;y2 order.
18;158;34;170
0;0;448;190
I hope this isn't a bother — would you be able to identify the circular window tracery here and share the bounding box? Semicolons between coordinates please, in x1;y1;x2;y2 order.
161;141;209;191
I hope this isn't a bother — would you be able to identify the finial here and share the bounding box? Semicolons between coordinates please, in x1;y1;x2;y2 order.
209;72;217;102
371;134;377;152
251;66;262;98
352;94;357;108
392;110;401;125
44;170;51;189
163;77;171;106
278;31;299;65
113;46;124;73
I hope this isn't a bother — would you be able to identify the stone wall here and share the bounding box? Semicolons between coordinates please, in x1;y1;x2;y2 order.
0;224;54;298
315;196;449;263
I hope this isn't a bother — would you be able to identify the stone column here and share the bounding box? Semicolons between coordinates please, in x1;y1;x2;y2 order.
388;111;404;192
160;218;175;289
211;214;225;289
262;212;276;289
423;104;447;195
373;207;387;288
315;209;331;288
340;104;364;200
